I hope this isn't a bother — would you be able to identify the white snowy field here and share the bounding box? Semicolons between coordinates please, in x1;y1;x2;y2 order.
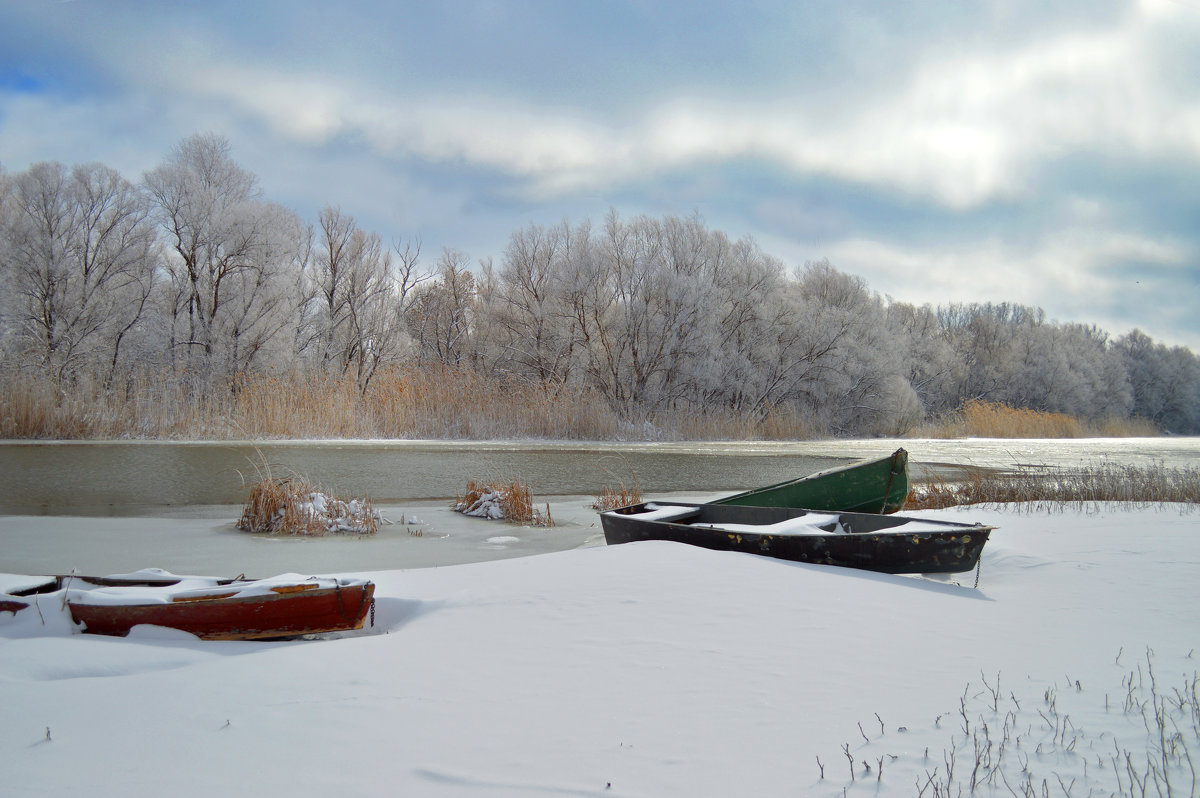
2;503;1198;797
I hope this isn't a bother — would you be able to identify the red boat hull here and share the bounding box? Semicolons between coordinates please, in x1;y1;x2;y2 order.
68;582;375;640
0;598;31;614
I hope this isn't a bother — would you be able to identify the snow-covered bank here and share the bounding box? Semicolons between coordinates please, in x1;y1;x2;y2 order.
2;504;1198;797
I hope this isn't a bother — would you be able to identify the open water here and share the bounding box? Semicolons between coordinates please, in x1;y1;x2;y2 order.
1;436;1197;515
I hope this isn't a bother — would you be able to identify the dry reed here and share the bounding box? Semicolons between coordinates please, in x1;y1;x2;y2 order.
929;400;1084;438
231;372;365;438
0;367;623;440
906;461;1200;512
0;371;1166;441
591;485;644;511
235;453;378;535
453;479;553;526
1091;414;1161;437
362;365;621;440
916;400;1161;439
236;476;379;535
650;405;825;441
589;456;645;510
899;653;1199;797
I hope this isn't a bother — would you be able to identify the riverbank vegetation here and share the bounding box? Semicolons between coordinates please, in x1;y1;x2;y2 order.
906;461;1200;511
2;134;1197;441
0;370;1161;441
914;399;1161;439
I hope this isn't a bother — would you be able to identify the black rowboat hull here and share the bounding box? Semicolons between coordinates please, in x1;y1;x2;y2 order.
601;502;991;574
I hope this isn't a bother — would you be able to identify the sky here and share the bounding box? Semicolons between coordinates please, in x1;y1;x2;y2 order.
2;0;1199;350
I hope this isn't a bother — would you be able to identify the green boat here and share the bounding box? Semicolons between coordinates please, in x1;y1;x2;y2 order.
711;448;910;514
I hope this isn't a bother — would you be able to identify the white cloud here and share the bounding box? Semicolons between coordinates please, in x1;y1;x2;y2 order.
793;225;1196;348
122;3;1196;215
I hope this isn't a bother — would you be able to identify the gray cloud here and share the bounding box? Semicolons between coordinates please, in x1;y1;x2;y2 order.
2;0;1198;349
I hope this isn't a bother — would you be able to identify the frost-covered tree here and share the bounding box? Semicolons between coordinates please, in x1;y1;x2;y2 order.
392;237;430;328
788;260;912;435
931;304;1137;422
302;206;407;390
1008;323;1131;420
936;302;1044;407
692;233;786;415
0;161;158;383
408;248;477;367
887;302;962;419
1157;346;1200;433
1115;330;1200;432
221;202;309;375
582;212;715;413
493;220;585;387
0;165;13;363
145;134;304;382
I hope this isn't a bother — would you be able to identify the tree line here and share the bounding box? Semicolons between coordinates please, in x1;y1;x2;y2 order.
2;133;1197;436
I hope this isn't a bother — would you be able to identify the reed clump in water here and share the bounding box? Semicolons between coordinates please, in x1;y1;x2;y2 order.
589;456;644;511
906;462;1200;512
453;479;553;526
237;476;379;536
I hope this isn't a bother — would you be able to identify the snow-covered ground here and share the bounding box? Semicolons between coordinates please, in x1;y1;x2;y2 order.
2;503;1198;797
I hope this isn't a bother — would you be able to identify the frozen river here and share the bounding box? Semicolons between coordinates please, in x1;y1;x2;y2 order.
1;437;1196;575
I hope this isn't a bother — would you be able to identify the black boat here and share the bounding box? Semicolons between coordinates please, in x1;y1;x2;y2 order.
600;502;992;574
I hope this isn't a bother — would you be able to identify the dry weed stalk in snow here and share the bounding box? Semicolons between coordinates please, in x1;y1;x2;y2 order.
821;650;1199;797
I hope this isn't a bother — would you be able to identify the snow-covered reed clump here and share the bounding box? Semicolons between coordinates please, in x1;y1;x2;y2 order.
453;479;552;526
237;478;379;535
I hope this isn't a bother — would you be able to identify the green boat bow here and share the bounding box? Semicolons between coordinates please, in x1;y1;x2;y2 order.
711;448;909;514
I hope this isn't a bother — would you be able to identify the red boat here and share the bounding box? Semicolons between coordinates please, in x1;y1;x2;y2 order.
3;570;375;640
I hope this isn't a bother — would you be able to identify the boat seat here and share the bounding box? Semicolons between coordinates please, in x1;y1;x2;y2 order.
623;504;701;522
692;514;845;536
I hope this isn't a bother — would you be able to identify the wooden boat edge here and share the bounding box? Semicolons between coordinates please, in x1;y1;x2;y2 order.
711;448;910;513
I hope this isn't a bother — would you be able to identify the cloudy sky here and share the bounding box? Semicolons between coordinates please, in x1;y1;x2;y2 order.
3;0;1198;349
